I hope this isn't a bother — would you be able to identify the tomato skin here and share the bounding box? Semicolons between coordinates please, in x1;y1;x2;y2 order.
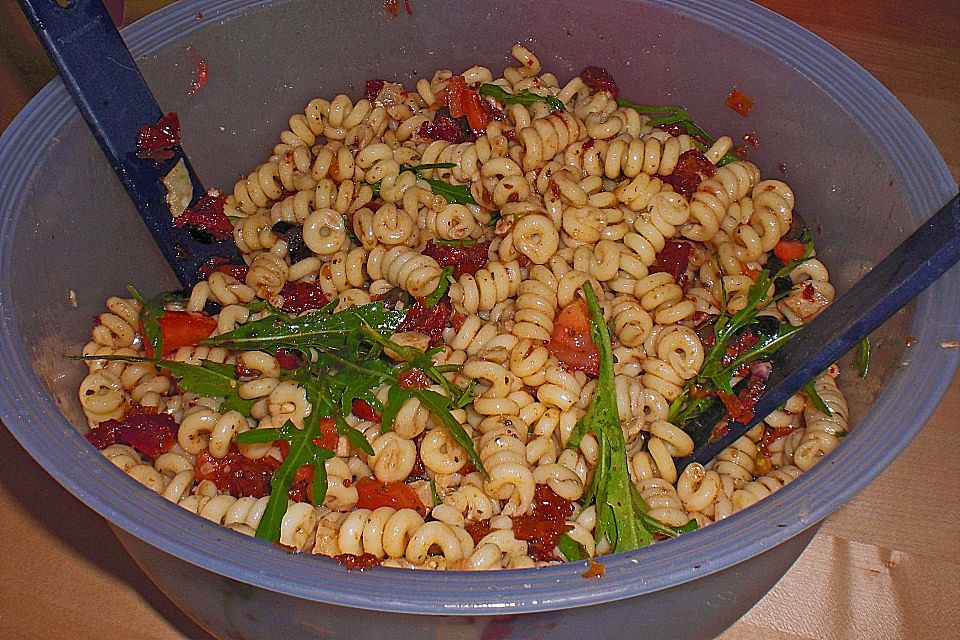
547;300;600;377
445;75;490;135
145;310;217;358
398;367;431;390
774;239;806;263
314;417;339;451
355;477;428;517
351;398;381;423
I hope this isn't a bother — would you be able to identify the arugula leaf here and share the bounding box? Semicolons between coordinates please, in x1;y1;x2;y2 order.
432;238;478;247
478;83;565;111
566;282;654;552
853;337;871;379
616;97;740;166
366;163;462;203
802;379;834;416
73;354;255;416
557;533;587;561
421;177;478;205
424;266;456;307
234;414;335;542
128;286;186;358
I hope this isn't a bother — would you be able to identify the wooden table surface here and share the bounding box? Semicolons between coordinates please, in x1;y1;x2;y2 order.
1;1;958;638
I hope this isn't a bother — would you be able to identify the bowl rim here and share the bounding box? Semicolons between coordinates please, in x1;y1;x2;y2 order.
1;0;957;615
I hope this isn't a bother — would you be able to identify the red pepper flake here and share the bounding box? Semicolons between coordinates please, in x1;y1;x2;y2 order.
398;367;431;390
659;123;688;137
718;375;766;424
579;66;619;98
759;424;798;457
743;132;759;148
802;283;816;301
905;335;916;347
650;240;692;284
85;413;178;459
186;47;209;97
351;398;381;423
659;149;717;198
280;281;330;314
334;552;383;570
722;329;760;366
195;446;281;498
136;112;180;162
465;518;492;545
725;88;754;117
174;190;233;241
581;558;606;579
198;256;249;281
421;239;490;278
397;299;451;346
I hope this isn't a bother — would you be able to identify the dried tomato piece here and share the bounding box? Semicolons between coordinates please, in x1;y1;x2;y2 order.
136;111;180;161
280;281;330;314
725;88;754;116
531;483;575;522
274;349;301;370
198;256;249;281
581;558;606;579
416;112;468;143
334;552;383;570
355;477;428;517
194;447;280;498
186;47;208;97
174;190;233;241
511;515;573;562
287;464;314;503
723;328;760;366
397;299;451;345
718;375;766;424
351;398;381;423
398;367;431;390
650;240;692;284
579;66;619;98
465;518;492;545
364;79;387;102
659;149;717;198
85;413;178;460
421;239;490;278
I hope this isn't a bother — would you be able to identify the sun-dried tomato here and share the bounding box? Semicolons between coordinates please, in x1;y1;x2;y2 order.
194;446;280;498
198;256;249;281
280;281;330;314
124;403;159;418
136;112;180;161
334;553;383;570
351;398;381;423
509;484;575;562
85;413;178;460
416;112;469;143
364;78;387;102
659;123;688;137
421;239;490;278
174;190;233;241
760;424;799;457
465;518;492;545
579;66;619;98
144;310;218;358
650;240;692;283
397;299;451;345
287;464;314;503
725;88;754;116
398;367;431;390
274;349;301;370
722;328;760;367
718;375;766;424
355;477;428;517
659;149;717;198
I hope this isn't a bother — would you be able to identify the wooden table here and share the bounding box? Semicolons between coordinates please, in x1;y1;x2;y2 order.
1;1;958;638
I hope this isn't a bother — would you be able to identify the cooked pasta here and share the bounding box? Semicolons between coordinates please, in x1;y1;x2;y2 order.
78;50;852;571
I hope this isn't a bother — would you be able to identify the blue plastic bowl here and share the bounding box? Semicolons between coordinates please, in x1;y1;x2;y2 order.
0;1;956;638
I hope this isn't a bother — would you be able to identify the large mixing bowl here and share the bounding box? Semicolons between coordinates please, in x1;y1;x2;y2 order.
1;1;956;638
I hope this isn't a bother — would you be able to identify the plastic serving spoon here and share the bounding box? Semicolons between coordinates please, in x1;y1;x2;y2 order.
17;0;243;290
678;190;960;471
